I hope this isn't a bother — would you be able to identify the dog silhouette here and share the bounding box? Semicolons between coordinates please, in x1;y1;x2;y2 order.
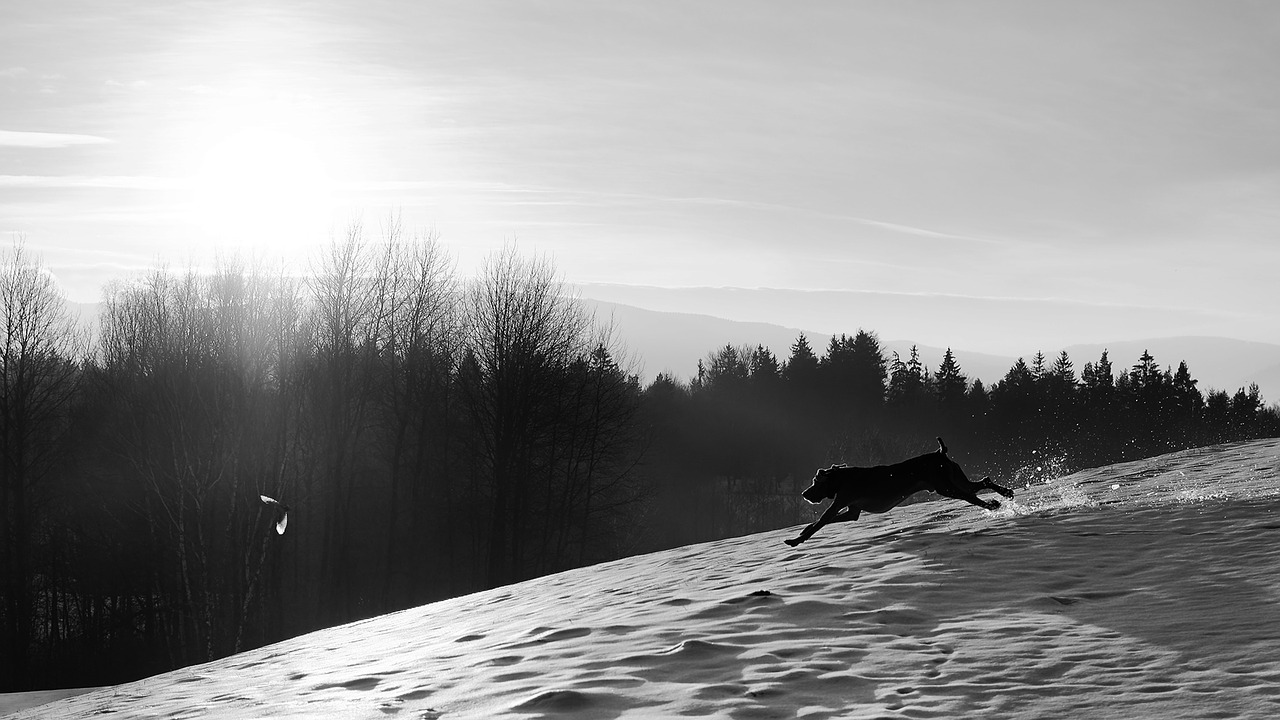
785;437;1013;546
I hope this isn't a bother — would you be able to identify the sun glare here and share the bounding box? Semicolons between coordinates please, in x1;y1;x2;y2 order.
191;127;334;255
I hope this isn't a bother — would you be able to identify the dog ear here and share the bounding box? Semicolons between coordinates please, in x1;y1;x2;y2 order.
936;437;948;455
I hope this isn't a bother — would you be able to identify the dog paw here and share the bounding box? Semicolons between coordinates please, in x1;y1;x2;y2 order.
783;538;801;547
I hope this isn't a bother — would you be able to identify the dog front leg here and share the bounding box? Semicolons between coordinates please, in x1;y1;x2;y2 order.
784;502;851;546
784;522;823;547
976;476;1015;499
938;486;1001;511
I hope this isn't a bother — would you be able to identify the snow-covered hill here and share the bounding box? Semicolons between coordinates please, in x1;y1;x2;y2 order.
8;439;1280;719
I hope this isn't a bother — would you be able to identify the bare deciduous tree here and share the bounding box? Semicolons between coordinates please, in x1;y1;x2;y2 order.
305;224;383;622
460;245;645;585
370;221;461;605
0;240;84;689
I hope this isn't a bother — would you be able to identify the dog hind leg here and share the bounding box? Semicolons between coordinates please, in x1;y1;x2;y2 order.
975;476;1015;498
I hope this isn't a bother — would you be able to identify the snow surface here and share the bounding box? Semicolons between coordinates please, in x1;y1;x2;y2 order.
8;439;1280;719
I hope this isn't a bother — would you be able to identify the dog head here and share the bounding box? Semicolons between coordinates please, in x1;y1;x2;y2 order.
934;442;982;491
800;465;843;504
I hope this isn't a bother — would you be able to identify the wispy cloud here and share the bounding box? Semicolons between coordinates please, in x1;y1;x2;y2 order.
843;217;1007;246
0;130;111;148
779;286;1206;314
0;175;174;189
569;189;1014;247
339;180;555;194
105;78;150;90
340;179;1005;245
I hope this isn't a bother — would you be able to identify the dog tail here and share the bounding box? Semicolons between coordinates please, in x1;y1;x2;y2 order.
936;437;948;455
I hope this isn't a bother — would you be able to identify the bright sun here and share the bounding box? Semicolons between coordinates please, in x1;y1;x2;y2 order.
191;127;334;254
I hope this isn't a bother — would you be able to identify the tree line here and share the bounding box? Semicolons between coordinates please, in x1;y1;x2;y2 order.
640;332;1277;545
1;231;645;690
1;236;1276;691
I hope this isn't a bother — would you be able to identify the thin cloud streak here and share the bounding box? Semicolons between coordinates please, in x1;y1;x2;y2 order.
344;180;1011;247
0;175;176;189
754;285;1248;317
645;194;1010;245
480;186;1016;248
340;180;554;193
588;280;1241;318
0;130;112;148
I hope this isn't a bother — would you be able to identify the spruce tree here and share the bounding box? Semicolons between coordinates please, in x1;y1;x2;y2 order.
933;348;967;406
888;345;928;409
749;344;780;382
1131;349;1161;389
1003;357;1034;390
848;329;887;410
1050;350;1076;387
1031;351;1048;382
1171;360;1202;413
783;334;819;384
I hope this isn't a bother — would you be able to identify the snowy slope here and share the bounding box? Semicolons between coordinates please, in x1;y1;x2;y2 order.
9;439;1280;719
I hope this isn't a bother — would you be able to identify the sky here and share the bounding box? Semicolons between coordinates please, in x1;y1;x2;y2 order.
2;1;1279;353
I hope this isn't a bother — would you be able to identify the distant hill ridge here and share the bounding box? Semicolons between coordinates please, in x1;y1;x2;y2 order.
580;299;1280;400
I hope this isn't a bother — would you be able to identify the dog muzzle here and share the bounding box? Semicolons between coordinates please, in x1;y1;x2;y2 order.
801;484;827;504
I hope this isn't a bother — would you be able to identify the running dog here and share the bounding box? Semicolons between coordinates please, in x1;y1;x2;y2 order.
784;438;1013;546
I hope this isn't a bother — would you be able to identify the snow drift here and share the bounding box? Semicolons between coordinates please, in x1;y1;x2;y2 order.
8;439;1280;719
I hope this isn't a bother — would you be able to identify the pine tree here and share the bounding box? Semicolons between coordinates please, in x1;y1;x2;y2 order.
749;344;780;382
968;378;989;409
1050;350;1076;387
702;344;750;390
782;334;819;384
748;344;782;408
906;346;926;389
692;358;707;392
1169;359;1204;445
886;351;905;400
848;329;887;410
988;357;1038;472
1030;351;1048;382
819;333;856;401
1003;357;1034;390
1229;384;1263;437
887;345;928;407
1131;349;1161;389
933;348;967;406
1083;350;1114;390
1171;361;1202;412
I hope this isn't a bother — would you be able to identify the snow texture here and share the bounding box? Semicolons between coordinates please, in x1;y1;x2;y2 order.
6;439;1280;719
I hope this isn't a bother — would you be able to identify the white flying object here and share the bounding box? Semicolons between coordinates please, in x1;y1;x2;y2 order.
260;495;290;535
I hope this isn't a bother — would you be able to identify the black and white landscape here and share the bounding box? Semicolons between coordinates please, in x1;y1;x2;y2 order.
3;2;1280;716
7;439;1280;718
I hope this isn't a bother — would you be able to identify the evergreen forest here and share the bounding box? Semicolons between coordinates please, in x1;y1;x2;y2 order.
2;234;1277;691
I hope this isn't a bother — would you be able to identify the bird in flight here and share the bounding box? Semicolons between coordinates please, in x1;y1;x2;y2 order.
260;495;290;535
